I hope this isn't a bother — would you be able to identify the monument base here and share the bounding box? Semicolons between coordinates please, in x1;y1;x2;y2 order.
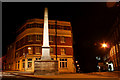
34;60;58;75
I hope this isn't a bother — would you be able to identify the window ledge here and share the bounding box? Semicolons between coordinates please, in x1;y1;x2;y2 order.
36;40;41;41
60;68;68;69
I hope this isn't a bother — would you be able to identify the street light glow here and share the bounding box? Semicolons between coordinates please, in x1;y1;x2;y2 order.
102;43;107;48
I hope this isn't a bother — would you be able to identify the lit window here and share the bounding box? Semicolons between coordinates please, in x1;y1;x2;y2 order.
60;36;65;43
50;36;53;42
61;48;66;55
28;35;32;41
35;47;41;54
50;47;54;54
36;35;42;41
113;46;116;54
60;59;67;68
28;47;33;54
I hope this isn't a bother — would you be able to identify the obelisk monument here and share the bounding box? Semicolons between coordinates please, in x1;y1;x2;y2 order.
41;7;51;60
34;7;58;75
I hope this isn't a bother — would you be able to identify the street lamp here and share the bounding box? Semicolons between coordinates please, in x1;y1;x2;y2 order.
76;61;78;63
101;42;108;48
28;47;31;50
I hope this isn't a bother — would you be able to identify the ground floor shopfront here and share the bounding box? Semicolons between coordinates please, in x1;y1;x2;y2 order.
3;55;76;73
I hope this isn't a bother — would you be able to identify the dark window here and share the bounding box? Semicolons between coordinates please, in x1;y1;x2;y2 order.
28;59;32;61
28;35;32;41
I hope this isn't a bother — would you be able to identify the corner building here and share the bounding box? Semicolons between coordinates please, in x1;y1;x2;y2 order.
6;18;76;73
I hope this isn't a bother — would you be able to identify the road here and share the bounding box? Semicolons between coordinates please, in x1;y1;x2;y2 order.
0;71;120;80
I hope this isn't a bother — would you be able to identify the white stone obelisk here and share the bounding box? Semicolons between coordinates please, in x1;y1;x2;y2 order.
41;7;51;60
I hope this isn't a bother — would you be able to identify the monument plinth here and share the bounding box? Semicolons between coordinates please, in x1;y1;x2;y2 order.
34;7;58;75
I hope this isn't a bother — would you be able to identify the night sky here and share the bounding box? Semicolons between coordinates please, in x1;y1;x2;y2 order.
2;2;117;72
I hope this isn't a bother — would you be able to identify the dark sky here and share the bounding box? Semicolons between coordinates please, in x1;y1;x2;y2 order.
2;2;117;72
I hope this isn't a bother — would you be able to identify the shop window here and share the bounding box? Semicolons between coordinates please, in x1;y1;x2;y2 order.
22;59;25;68
60;59;67;68
15;62;17;70
27;58;32;69
61;48;66;55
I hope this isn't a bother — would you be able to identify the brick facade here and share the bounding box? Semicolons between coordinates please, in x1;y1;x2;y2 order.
2;18;76;73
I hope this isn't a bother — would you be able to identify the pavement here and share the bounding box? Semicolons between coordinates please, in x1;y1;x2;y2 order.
0;71;120;80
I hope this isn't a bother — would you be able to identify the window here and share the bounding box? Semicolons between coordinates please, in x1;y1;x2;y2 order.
28;35;32;41
36;58;41;60
113;46;116;54
18;61;20;69
22;59;25;68
16;52;19;58
61;26;65;30
8;47;9;50
51;58;54;60
10;45;12;49
50;25;54;29
15;62;17;70
36;35;42;41
35;47;41;54
23;48;25;54
50;36;53;42
28;47;33;54
27;59;32;69
61;48;66;55
60;59;67;68
50;47;54;54
60;36;65;43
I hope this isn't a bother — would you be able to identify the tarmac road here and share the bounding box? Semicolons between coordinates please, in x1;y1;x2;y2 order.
0;71;120;80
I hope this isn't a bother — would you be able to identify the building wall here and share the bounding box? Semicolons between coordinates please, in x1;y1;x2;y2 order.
3;18;76;73
103;17;120;71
